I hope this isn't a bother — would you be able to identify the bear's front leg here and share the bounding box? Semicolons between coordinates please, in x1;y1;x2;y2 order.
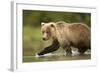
38;40;60;56
63;46;72;56
65;48;72;56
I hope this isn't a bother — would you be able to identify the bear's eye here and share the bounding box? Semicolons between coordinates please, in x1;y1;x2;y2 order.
46;31;49;34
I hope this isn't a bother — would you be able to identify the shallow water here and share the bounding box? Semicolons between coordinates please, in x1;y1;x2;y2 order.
23;53;91;63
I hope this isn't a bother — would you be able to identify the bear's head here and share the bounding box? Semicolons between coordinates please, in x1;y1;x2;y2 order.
41;22;56;41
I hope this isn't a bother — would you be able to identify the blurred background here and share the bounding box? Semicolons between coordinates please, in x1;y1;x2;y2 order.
23;10;91;62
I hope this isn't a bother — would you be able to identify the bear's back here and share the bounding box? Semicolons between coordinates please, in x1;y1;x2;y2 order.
66;23;90;48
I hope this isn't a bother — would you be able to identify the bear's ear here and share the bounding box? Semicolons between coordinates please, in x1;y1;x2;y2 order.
41;22;45;26
50;24;54;27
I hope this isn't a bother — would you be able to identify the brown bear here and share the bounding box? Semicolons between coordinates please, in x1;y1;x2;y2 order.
38;21;91;56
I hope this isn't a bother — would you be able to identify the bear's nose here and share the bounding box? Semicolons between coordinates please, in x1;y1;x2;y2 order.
42;38;46;40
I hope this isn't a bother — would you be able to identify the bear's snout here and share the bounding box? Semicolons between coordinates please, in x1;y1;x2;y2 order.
42;38;46;41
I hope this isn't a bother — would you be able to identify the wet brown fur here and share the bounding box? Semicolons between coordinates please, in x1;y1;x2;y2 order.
54;21;91;54
38;21;91;56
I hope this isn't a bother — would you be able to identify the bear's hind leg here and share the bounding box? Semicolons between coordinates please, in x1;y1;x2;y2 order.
78;48;87;55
